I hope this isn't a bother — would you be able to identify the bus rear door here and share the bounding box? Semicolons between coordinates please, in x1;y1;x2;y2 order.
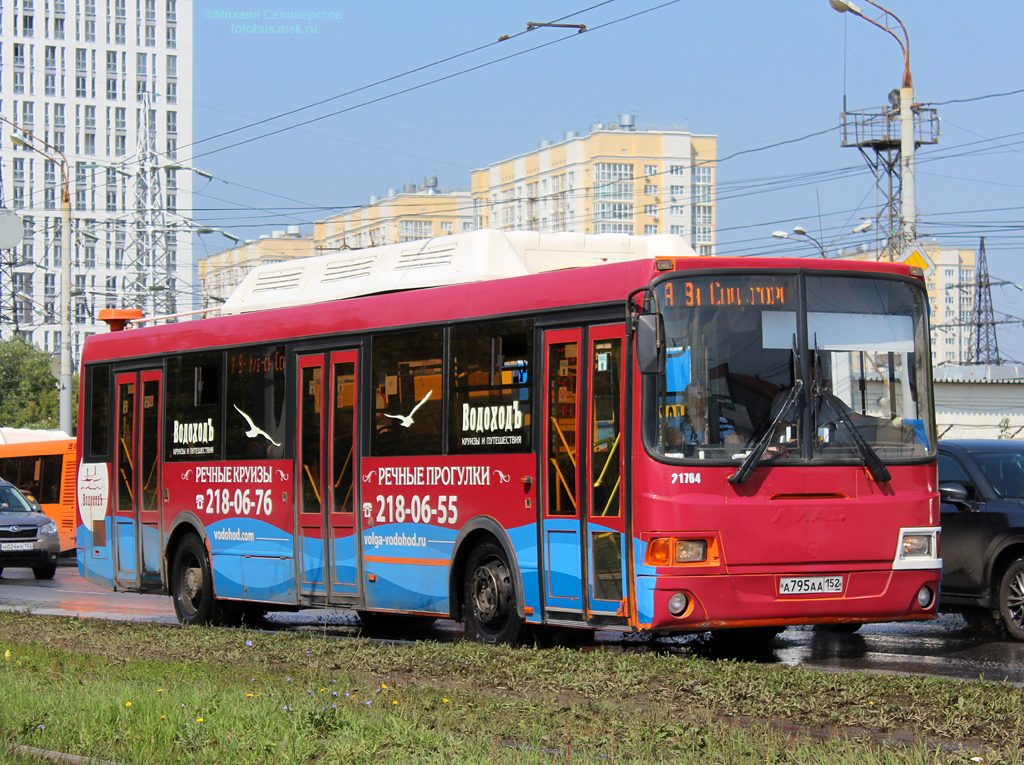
112;369;163;589
541;326;629;627
297;351;361;605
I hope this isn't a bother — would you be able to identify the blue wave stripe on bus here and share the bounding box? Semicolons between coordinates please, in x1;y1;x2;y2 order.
506;523;541;622
633;537;655;624
361;522;453;613
77;523;115;587
543;517;584;604
206;518;293;556
223;554;296;603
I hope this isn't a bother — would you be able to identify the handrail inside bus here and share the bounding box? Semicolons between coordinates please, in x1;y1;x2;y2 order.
599;477;621;516
593;433;621;487
303;463;322;505
550;417;577;469
549;458;578;513
335;446;354;488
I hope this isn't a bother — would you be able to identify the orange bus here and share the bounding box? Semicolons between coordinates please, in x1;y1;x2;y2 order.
0;434;77;553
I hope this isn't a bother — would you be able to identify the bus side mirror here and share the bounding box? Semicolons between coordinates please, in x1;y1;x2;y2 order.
635;313;665;375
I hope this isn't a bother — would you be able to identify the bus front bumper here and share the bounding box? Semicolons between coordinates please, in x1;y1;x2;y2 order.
636;568;941;632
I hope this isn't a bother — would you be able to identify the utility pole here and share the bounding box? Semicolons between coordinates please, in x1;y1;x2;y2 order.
831;0;939;260
8;127;73;436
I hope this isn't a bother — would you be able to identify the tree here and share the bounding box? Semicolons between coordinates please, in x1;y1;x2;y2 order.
0;336;60;430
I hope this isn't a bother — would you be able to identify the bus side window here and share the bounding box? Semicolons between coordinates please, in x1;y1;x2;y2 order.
87;364;111;459
371;329;443;457
449;319;533;455
224;346;287;460
165;352;224;462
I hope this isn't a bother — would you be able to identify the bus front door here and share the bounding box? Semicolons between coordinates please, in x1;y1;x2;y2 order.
584;326;628;621
541;327;629;627
297;351;360;605
112;370;164;590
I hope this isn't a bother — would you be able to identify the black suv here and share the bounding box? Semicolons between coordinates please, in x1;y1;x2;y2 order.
938;439;1024;639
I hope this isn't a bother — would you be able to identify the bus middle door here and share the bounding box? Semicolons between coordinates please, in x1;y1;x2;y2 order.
113;369;164;590
297;351;361;605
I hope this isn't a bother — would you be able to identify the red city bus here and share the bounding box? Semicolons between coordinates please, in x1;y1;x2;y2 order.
0;432;78;553
75;230;941;642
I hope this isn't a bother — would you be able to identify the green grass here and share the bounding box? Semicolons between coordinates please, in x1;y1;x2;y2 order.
0;612;1021;763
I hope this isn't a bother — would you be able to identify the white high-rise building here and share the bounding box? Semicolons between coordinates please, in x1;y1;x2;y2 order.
1;0;193;360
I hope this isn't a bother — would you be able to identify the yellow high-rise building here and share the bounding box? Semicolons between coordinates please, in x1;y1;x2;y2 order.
314;181;473;252
470;116;717;255
198;228;315;307
198;116;718;302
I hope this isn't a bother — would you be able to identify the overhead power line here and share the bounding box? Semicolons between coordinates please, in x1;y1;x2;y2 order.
183;1;682;164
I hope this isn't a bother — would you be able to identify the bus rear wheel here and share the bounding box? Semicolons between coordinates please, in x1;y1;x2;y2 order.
463;542;522;645
171;535;216;626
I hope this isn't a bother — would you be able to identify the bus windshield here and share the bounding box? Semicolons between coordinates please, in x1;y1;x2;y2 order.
649;271;934;464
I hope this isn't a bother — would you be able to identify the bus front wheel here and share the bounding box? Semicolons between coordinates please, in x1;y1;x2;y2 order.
171;535;216;626
463;542;523;645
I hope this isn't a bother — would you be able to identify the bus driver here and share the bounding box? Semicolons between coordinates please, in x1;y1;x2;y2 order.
665;383;740;450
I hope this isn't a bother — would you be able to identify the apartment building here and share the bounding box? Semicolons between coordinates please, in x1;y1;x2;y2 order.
196;116;718;304
470;115;717;255
314;181;473;252
197;226;314;306
1;0;192;358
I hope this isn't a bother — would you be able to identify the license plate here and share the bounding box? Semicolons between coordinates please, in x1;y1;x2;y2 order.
1;542;33;552
779;575;843;595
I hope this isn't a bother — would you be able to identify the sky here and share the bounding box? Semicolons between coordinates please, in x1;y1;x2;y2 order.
189;0;1024;363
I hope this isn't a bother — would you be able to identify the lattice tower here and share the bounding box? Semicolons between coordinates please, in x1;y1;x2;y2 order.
966;237;1002;364
839;93;938;260
124;93;175;317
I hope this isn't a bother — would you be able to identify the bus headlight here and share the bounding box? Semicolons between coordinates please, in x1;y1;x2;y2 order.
644;538;710;566
675;540;707;563
893;528;940;571
902;534;932;557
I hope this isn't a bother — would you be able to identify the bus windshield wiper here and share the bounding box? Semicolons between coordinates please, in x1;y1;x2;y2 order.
728;380;802;485
813;382;891;483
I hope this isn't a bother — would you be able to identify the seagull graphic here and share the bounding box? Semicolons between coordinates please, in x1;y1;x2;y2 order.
383;389;432;428
234;405;282;446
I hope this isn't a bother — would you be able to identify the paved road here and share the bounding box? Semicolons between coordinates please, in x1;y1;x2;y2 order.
2;563;1022;685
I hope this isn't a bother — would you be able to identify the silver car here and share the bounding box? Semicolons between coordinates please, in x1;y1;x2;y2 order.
0;478;61;580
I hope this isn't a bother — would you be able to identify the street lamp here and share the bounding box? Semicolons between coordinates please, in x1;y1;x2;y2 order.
772;226;825;257
194;227;240;243
771;220;872;257
9;129;74;436
163;163;214;180
830;0;917;250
